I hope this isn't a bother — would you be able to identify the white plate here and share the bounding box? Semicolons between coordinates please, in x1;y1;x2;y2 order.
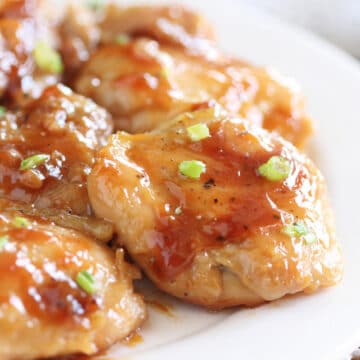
97;1;360;359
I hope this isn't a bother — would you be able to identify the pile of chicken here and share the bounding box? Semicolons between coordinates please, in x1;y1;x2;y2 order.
0;1;343;359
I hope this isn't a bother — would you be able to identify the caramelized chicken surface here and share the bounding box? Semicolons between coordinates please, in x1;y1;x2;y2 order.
74;38;312;147
88;108;342;308
59;2;100;78
0;199;146;360
0;82;115;240
0;0;61;106
0;84;112;219
99;4;216;56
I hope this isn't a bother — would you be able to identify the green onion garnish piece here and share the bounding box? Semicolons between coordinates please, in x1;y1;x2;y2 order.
33;41;63;74
175;206;182;215
76;270;96;295
13;216;30;228
179;160;206;179
186;123;210;142
283;221;308;237
0;235;9;250
258;155;291;181
283;221;317;244
86;0;104;10
20;154;50;171
116;34;130;45
0;106;6;116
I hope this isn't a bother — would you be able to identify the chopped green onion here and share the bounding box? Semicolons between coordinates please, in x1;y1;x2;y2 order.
20;154;50;171
0;106;6;116
116;34;130;45
282;221;308;237
186;123;210;142
175;206;182;215
283;221;317;244
13;216;30;228
258;156;291;181
76;270;96;295
179;160;206;179
0;235;9;250
33;41;63;74
86;0;104;10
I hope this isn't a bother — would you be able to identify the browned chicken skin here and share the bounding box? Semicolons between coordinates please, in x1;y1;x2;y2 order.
0;84;112;217
88;108;342;308
74;37;312;147
0;199;146;360
99;4;216;55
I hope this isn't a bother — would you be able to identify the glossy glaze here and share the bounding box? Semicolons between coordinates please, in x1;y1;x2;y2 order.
0;84;112;215
99;4;216;56
0;0;60;106
88;108;342;308
0;199;146;360
75;37;312;147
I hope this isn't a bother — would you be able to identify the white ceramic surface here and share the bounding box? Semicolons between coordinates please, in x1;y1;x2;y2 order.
95;1;360;359
241;0;360;58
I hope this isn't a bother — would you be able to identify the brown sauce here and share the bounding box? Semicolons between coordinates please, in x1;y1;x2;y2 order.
146;299;175;317
0;213;100;325
122;328;144;347
128;118;311;279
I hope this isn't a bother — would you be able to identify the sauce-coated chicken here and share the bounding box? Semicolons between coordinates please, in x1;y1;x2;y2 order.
0;83;116;240
99;4;216;56
0;84;112;218
0;0;61;106
59;2;100;78
74;38;312;147
88;107;342;308
0;199;146;360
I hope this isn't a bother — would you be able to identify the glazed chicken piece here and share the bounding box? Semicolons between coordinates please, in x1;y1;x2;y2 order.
0;84;113;238
59;2;100;78
0;199;146;360
59;2;216;80
88;107;342;308
0;0;63;107
99;4;216;57
74;38;312;147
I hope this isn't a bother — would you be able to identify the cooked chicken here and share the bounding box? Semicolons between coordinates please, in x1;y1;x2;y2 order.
59;2;100;78
74;38;312;147
99;4;216;56
0;0;62;106
0;199;146;360
0;84;113;218
88;107;342;309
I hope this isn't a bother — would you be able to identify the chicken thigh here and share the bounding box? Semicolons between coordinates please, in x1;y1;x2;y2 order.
0;84;113;239
88;107;342;308
99;4;216;56
0;199;146;360
0;0;62;106
74;38;312;147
